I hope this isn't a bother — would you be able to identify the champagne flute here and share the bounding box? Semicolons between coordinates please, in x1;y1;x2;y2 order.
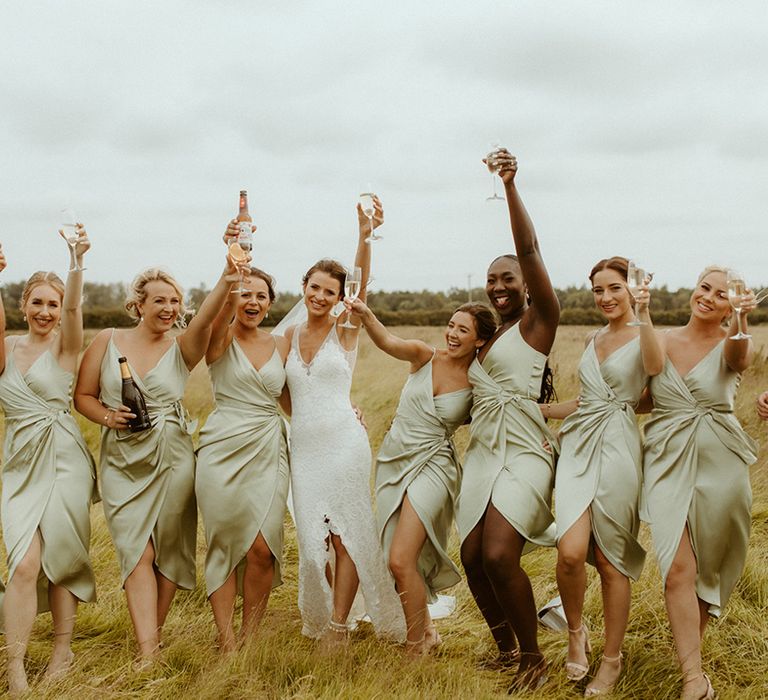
727;269;751;340
360;188;381;243
61;207;86;272
485;142;504;202
340;265;362;329
626;260;647;326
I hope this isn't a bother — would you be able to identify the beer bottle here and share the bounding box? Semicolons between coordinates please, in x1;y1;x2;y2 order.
118;357;153;432
237;190;252;241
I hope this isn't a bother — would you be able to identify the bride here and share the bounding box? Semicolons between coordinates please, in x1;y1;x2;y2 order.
279;196;405;648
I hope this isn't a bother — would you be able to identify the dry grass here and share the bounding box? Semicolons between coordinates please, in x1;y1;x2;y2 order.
0;327;767;699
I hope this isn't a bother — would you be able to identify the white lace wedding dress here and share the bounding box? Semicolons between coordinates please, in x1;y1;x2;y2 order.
285;323;406;641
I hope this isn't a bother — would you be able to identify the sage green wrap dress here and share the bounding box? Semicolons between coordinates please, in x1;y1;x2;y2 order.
196;340;290;596
0;348;97;616
457;323;557;547
375;358;472;601
643;340;757;616
555;338;647;580
98;335;197;588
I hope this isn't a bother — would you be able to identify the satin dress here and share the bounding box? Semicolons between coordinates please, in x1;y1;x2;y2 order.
0;345;97;620
555;337;647;579
457;323;557;548
98;333;197;588
643;340;757;615
376;358;472;600
196;339;289;596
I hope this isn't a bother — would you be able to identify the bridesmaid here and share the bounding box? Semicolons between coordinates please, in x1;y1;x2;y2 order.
346;297;496;657
196;262;290;652
0;230;97;695
643;266;757;700
457;150;560;690
74;258;236;666
549;257;663;696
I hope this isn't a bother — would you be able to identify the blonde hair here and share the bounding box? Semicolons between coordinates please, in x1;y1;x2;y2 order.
125;268;188;327
20;271;65;310
696;265;730;284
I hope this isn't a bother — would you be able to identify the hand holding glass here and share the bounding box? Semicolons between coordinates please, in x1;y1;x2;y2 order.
727;270;751;340
485;142;505;202
228;236;251;294
626;261;648;327
360;192;381;243
61;208;86;272
340;266;362;329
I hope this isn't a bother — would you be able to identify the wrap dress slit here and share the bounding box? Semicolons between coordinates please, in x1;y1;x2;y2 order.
196;338;289;596
457;323;557;549
98;333;197;589
0;342;97;616
643;340;757;616
375;357;472;600
555;337;646;580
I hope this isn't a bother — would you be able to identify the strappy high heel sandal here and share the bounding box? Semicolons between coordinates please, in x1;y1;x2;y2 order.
566;625;591;682
681;672;716;700
584;653;622;697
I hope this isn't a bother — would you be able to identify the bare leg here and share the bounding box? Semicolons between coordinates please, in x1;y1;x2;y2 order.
664;528;710;700
388;496;429;656
3;532;42;696
481;505;546;689
124;541;161;660
155;570;177;633
556;510;591;678
209;572;237;653
329;534;359;624
697;598;710;640
460;513;519;662
318;533;359;652
585;546;630;694
46;583;78;677
241;533;274;637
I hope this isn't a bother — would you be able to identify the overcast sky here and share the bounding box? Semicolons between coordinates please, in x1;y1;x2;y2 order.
1;1;766;298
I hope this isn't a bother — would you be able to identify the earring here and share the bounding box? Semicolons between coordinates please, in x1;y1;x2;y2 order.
23;315;27;322
265;311;269;318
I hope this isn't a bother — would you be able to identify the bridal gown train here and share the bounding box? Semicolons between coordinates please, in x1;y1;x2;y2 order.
285;323;405;641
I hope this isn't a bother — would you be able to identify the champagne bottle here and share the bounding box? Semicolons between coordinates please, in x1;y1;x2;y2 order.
237;190;252;241
118;357;152;432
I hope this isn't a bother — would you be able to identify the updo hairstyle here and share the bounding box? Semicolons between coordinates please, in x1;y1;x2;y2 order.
302;259;347;299
125;268;188;327
20;271;65;309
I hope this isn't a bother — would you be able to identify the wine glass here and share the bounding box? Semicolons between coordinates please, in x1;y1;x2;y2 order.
228;227;252;294
340;265;362;329
727;269;751;340
485;142;505;202
360;188;381;243
61;207;86;272
626;260;647;327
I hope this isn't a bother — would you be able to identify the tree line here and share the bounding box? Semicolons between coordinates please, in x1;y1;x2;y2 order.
3;280;766;329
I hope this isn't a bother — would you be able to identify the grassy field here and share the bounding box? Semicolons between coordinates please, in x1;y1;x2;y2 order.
0;326;766;699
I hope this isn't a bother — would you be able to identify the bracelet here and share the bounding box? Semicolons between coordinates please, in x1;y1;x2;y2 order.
104;411;111;427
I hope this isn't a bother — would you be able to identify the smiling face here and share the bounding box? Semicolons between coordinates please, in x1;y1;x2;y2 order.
690;270;731;324
485;256;526;319
445;310;484;358
23;283;62;336
137;280;181;331
591;268;632;321
234;276;272;329
303;270;342;318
